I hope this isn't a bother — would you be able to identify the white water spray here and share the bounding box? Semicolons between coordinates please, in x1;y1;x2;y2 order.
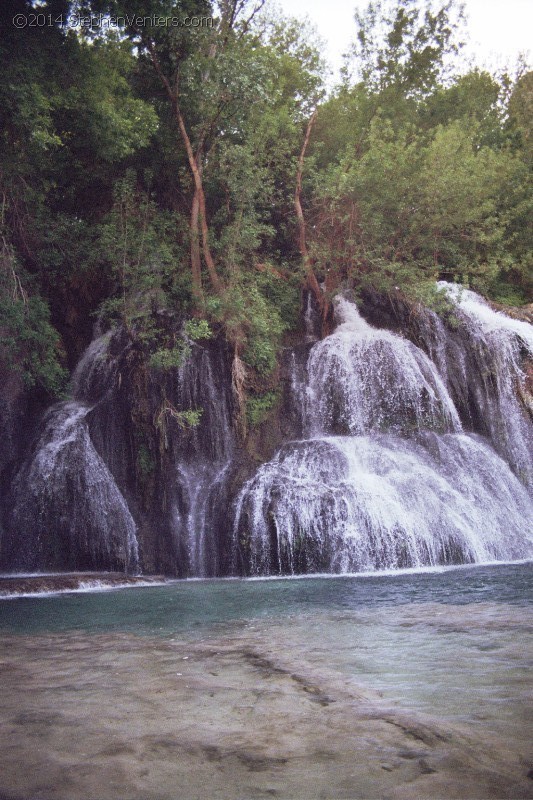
234;293;533;575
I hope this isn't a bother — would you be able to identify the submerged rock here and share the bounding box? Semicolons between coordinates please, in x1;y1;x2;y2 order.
0;572;166;598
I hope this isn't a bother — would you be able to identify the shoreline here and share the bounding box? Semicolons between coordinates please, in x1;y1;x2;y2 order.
2;558;532;598
0;572;167;599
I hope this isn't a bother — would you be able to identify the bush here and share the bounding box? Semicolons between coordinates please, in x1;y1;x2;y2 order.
246;391;279;427
0;246;67;397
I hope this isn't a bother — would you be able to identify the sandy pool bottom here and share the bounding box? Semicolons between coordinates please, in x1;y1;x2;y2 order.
0;604;532;800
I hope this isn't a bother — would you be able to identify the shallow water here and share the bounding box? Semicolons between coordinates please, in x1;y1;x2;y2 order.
0;562;532;799
2;561;531;634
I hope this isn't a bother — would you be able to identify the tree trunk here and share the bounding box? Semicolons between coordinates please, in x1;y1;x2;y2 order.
294;109;323;311
174;103;223;295
148;43;223;296
190;187;203;304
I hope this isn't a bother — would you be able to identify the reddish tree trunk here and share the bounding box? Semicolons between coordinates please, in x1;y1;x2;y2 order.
190;188;203;303
173;104;223;294
148;43;223;297
294;110;324;312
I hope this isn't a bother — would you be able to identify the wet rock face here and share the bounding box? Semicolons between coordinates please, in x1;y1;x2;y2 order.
4;401;139;573
160;339;238;577
0;357;49;564
2;286;532;578
0;369;23;546
0;369;24;480
1;326;242;577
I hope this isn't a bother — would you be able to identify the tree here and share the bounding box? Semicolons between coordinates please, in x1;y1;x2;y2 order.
301;0;532;305
0;0;162;371
294;109;324;311
104;0;267;301
346;0;465;96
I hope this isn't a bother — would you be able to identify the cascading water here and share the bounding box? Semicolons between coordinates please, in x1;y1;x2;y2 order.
436;282;533;487
5;334;139;573
234;294;533;576
2;286;531;579
169;342;235;577
1;321;238;577
304;297;462;437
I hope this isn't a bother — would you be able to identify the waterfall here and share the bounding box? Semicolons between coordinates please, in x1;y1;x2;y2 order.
5;334;139;573
234;293;533;576
169;343;235;577
305;297;462;437
3;286;531;578
303;289;321;342
435;282;533;487
2;324;237;577
70;331;116;402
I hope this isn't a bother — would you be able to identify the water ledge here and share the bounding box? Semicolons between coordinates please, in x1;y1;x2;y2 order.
0;572;166;599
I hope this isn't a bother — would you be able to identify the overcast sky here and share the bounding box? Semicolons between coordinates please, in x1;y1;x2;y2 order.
275;0;532;80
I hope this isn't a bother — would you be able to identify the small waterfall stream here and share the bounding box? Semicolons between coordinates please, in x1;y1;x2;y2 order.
305;297;462;437
170;344;235;577
234;293;533;576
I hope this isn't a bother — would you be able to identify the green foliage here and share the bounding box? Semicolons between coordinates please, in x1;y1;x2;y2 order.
0;243;67;396
149;344;191;371
347;0;465;95
252;265;302;331
507;69;533;159
136;442;156;479
310;28;532;306
420;70;504;145
246;391;280;427
184;318;212;340
56;37;159;165
148;321;210;372
156;402;203;431
320;113;505;290
96;172;203;374
178;408;203;428
1;0;531;421
206;276;288;375
210;142;276;276
97;171;189;325
408;281;460;327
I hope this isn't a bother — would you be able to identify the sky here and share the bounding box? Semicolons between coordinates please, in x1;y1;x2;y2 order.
275;0;532;80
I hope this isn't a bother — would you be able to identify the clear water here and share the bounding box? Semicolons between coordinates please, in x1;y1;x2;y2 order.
1;562;532;800
1;561;531;637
